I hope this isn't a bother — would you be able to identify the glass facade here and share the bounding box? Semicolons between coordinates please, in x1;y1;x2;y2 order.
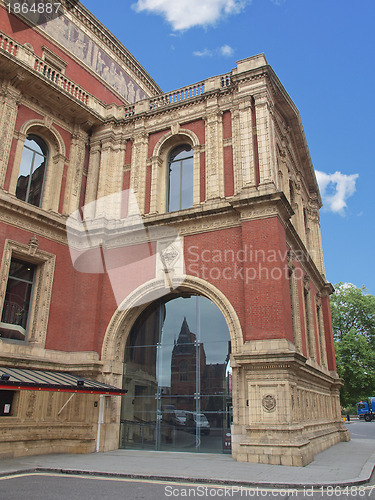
120;294;232;453
167;145;193;212
16;135;48;207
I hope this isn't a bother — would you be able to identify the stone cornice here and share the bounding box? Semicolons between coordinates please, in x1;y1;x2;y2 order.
233;350;340;387
0;190;68;244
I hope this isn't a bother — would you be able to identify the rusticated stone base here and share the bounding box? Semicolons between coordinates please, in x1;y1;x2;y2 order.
231;422;350;467
0;432;96;459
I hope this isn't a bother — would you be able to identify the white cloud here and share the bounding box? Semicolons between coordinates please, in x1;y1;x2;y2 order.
193;44;234;57
132;0;250;31
315;170;359;215
220;44;234;56
193;48;214;57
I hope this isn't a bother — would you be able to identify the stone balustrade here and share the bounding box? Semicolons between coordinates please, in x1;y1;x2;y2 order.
34;57;90;105
0;31;18;56
149;81;205;110
0;29;233;121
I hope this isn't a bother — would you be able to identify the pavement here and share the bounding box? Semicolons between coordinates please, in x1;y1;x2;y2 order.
0;423;374;488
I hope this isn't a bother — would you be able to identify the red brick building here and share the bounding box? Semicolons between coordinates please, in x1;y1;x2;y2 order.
0;1;348;465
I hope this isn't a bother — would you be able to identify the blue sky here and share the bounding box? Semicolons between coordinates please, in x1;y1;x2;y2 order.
82;0;374;294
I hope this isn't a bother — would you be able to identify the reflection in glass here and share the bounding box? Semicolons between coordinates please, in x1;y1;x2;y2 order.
16;135;48;207
120;295;232;453
167;145;193;212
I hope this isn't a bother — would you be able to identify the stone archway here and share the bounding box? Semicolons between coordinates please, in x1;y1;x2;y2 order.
99;275;243;453
102;275;243;366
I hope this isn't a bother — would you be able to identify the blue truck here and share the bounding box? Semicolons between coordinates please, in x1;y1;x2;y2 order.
357;397;375;421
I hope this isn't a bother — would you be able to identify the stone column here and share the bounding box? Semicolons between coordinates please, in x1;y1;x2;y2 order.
0;83;21;187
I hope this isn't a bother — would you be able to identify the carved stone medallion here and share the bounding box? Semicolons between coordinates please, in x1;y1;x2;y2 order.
262;394;277;412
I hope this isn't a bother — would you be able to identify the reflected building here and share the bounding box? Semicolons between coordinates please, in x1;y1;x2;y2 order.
170;317;206;406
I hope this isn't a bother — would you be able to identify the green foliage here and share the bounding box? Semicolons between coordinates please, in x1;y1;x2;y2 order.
331;283;375;408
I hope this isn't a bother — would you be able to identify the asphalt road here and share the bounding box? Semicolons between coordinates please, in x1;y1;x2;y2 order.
0;473;374;500
0;421;374;500
346;419;375;440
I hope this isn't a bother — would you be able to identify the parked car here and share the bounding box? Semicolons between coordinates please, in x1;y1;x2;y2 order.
175;410;187;427
185;412;210;435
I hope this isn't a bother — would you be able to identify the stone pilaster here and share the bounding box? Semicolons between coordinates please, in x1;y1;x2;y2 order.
253;92;278;189
8;130;27;195
230;108;243;194
43;153;66;212
293;179;305;240
315;293;328;368
204;108;224;199
95;133;125;219
237;101;255;188
84;139;102;218
288;252;303;354
192;145;202;206
149;155;163;214
0;83;21;187
64;129;88;215
129;130;148;215
307;200;326;277
303;276;317;361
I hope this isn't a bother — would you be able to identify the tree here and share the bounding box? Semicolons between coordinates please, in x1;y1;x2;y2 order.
330;283;375;408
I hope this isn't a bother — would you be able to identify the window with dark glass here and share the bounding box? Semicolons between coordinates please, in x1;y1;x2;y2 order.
16;135;48;207
0;391;15;416
0;259;35;342
167;145;193;212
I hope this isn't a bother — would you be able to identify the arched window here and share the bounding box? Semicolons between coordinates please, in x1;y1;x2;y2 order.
16;135;48;207
167;145;193;212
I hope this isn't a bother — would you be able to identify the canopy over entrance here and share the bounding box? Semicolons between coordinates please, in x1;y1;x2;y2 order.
0;367;126;395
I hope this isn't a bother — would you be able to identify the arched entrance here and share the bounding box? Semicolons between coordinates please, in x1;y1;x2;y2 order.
119;293;232;453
